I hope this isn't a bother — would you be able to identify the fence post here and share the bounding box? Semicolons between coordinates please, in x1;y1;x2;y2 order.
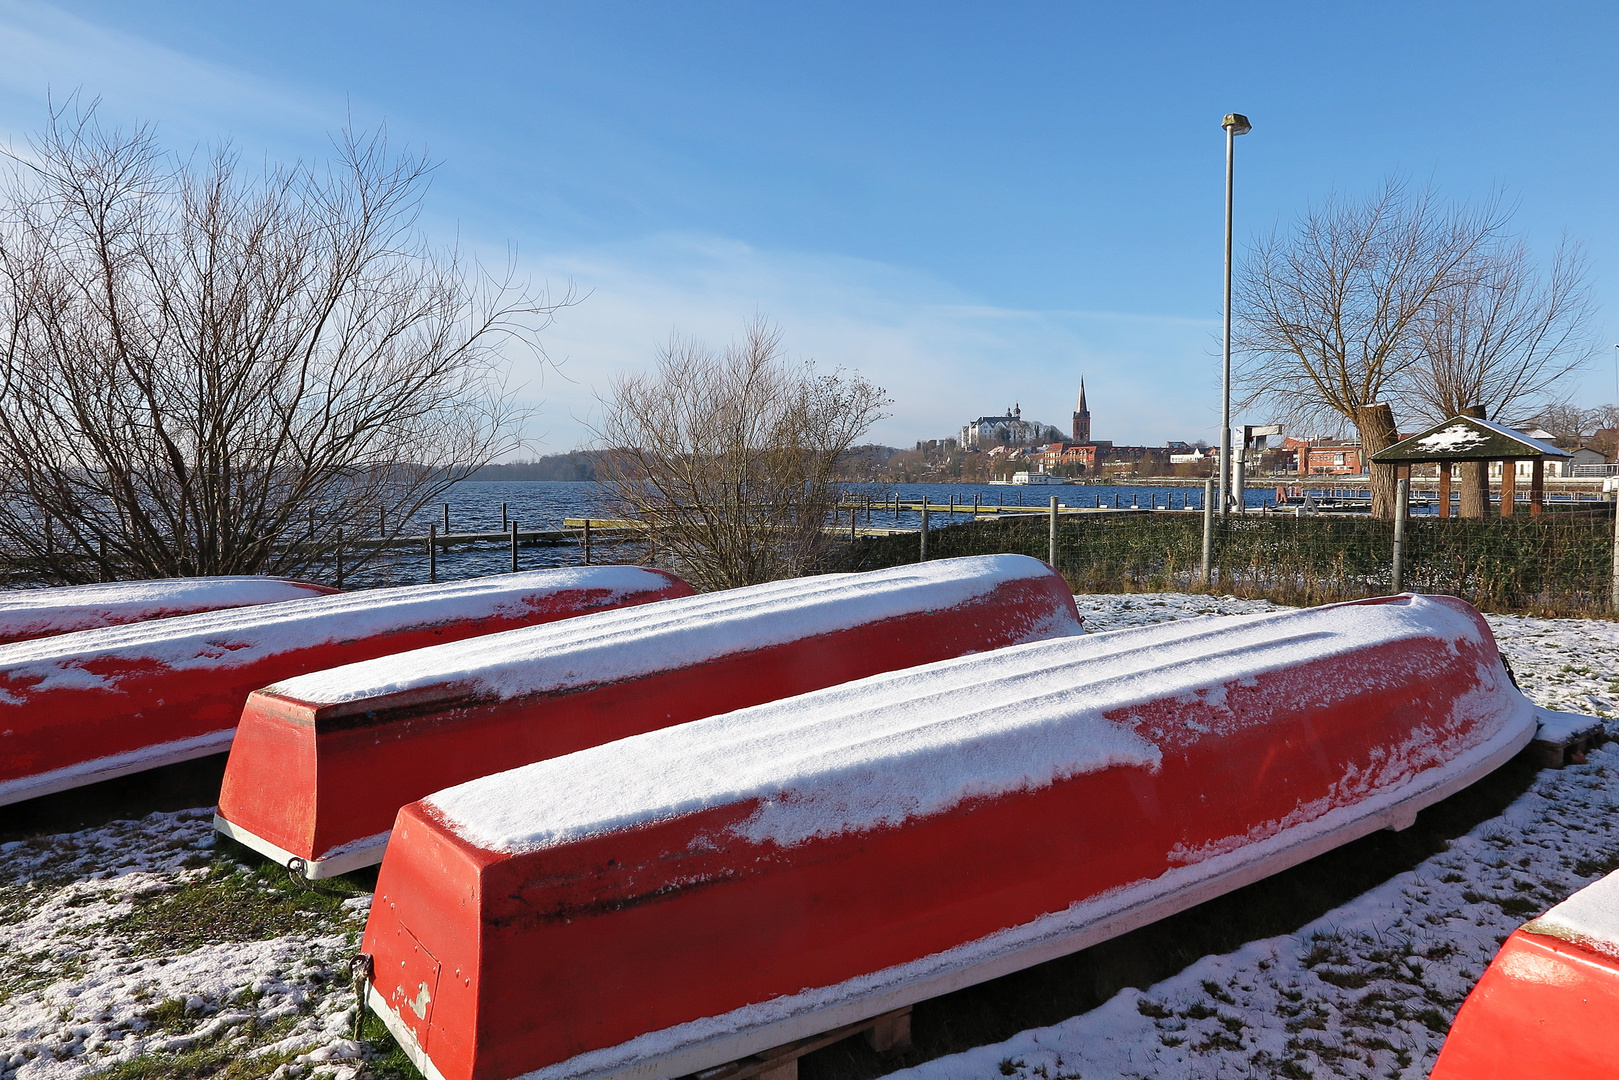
583;519;591;565
428;523;437;583
1391;477;1409;594
1611;501;1619;614
1048;495;1059;568
1234;448;1247;514
919;504;929;561
1201;479;1215;585
511;521;519;572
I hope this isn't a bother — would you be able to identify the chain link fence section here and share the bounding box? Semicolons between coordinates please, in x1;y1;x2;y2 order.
830;507;1619;617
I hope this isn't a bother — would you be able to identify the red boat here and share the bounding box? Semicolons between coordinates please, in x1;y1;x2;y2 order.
215;554;1082;877
1431;868;1619;1079
360;593;1536;1080
0;576;339;644
0;567;692;807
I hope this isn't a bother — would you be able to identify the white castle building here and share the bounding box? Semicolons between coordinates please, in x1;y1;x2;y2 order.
960;405;1043;448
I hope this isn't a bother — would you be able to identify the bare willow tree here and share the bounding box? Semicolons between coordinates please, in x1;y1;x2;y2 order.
1402;239;1593;515
1235;180;1504;518
595;319;888;591
0;103;565;584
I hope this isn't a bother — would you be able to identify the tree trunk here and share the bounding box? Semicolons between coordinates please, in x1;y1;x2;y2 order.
1458;404;1490;519
1353;402;1400;520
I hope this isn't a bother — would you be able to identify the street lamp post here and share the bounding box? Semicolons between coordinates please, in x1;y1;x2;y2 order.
1220;112;1251;517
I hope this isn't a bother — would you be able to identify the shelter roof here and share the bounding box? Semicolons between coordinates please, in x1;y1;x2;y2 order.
1372;415;1571;464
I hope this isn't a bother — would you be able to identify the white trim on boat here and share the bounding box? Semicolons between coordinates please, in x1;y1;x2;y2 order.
0;729;236;808
212;817;390;879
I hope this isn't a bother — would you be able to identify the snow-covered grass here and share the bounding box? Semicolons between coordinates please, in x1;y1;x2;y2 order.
1;592;1615;1080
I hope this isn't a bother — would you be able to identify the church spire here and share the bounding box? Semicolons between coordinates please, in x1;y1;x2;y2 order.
1076;380;1088;416
1072;378;1091;442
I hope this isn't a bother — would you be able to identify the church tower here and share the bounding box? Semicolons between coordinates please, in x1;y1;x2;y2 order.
1072;380;1091;442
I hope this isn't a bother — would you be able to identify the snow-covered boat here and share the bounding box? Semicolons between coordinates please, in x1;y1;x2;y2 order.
0;576;339;645
214;555;1082;878
1431;867;1619;1079
358;593;1536;1080
0;567;692;807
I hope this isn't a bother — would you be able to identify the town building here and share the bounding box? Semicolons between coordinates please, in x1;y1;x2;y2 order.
959;405;1044;448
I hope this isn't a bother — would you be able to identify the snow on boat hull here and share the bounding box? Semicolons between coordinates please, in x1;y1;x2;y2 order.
0;576;339;644
1431;869;1619;1079
215;555;1082;877
0;567;692;807
360;593;1537;1080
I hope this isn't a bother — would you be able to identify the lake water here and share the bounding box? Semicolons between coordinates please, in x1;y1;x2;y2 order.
342;479;1264;588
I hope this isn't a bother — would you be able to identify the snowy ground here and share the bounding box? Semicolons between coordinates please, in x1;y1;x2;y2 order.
1;593;1616;1080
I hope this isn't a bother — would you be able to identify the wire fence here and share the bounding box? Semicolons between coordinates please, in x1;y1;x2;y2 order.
831;508;1619;616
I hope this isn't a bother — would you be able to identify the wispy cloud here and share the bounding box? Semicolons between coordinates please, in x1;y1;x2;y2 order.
0;1;343;156
512;232;1227;452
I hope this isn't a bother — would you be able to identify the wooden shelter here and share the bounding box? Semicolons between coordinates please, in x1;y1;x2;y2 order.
1372;415;1572;519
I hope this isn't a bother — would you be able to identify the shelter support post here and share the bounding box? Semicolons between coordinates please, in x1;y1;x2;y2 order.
1391;477;1409;595
1438;465;1451;519
1530;458;1545;517
1500;460;1517;519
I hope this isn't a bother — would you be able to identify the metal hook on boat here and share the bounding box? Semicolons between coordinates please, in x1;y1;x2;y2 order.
285;856;342;896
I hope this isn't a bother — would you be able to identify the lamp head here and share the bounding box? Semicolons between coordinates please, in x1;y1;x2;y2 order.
1223;113;1252;136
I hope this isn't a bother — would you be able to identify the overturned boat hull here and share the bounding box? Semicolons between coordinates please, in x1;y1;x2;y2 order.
215;555;1082;877
360;593;1536;1080
0;576;338;645
1432;869;1619;1079
0;567;692;807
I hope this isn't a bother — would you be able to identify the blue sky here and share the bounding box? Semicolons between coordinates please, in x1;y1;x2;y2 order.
0;1;1614;450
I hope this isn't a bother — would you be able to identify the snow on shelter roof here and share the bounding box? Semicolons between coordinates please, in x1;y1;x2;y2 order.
423;593;1509;855
271;554;1074;707
1372;415;1571;463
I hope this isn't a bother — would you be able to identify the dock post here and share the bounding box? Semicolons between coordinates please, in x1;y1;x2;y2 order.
502;502;509;530
1201;479;1215;585
919;504;929;561
98;537;107;582
1048;495;1059;568
443;503;450;533
974;495;980;515
583;519;591;565
428;524;437;583
379;507;385;538
511;521;519;572
1391;477;1409;594
335;529;344;589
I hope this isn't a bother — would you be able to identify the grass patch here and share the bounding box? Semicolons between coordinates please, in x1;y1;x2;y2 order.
108;859;367;957
85;1016;301;1080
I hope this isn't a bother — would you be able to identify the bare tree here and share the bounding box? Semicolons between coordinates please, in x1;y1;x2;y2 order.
0;103;566;584
1404;238;1592;421
1397;238;1592;517
594;318;889;591
1235;180;1504;517
1522;402;1590;440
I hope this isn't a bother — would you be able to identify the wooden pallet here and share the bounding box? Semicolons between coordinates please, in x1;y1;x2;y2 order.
1527;709;1607;769
688;1007;912;1080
